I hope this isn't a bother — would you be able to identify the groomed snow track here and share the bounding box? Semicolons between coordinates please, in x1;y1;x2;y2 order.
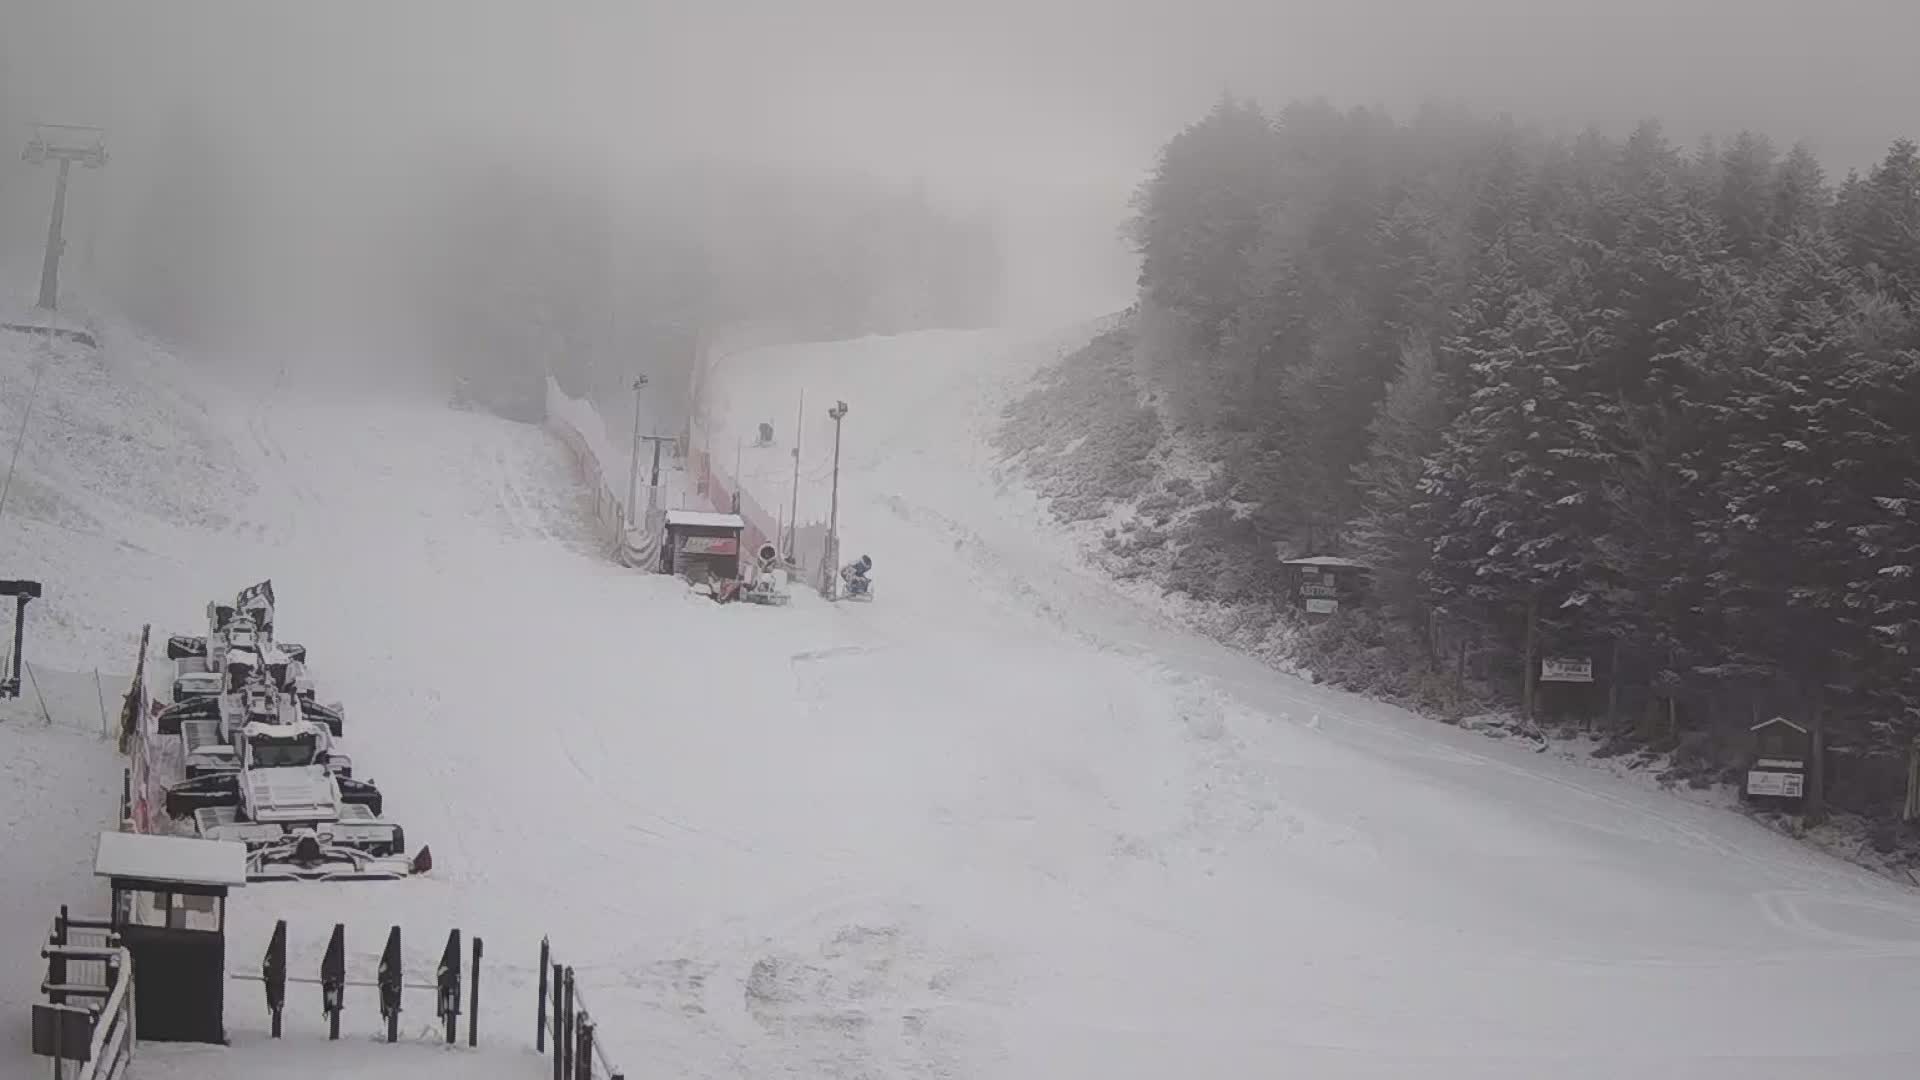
5;323;1920;1078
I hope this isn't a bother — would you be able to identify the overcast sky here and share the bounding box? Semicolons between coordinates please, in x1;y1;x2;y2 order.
6;1;1920;326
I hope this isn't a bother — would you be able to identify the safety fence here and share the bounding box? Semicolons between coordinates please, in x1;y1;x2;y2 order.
35;909;133;1080
537;936;625;1080
685;422;829;576
236;920;481;1046
545;377;662;570
119;625;172;838
547;376;831;578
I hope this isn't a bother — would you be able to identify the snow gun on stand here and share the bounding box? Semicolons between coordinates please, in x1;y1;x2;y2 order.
838;555;874;602
742;543;791;606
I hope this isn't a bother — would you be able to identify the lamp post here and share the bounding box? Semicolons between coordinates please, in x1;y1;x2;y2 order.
786;389;804;563
822;401;848;598
626;374;649;529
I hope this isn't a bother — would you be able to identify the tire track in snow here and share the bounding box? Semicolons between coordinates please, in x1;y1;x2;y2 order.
870;477;1800;884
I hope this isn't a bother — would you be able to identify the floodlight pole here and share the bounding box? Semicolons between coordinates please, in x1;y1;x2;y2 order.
822;401;848;597
786;389;805;561
627;375;648;528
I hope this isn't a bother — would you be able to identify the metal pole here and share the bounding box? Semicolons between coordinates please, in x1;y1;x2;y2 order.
13;596;29;697
824;402;846;595
469;937;482;1048
49;907;67;1006
787;390;804;559
627;376;647;528
537;939;548;1052
551;963;563;1080
560;967;575;1080
38;158;71;311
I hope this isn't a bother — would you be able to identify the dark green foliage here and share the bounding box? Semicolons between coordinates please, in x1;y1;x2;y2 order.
1117;96;1920;809
998;326;1163;523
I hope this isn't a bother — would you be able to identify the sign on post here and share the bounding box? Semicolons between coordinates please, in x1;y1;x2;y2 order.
1540;657;1594;683
1746;770;1805;798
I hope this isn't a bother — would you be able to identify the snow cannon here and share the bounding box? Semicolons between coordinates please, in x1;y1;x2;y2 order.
837;555;874;602
743;542;791;606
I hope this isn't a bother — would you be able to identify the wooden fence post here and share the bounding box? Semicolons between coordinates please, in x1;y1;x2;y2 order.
551;962;564;1080
48;906;68;1006
577;1013;594;1080
561;967;576;1080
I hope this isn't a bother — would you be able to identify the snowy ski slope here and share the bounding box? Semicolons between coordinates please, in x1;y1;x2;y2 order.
4;320;1920;1078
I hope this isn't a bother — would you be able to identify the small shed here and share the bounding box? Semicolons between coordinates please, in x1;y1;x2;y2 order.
1743;716;1812;810
662;510;746;583
1279;556;1370;618
95;831;248;1043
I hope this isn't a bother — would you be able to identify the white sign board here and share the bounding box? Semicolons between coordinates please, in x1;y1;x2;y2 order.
1746;770;1804;798
1540;657;1594;683
680;535;738;556
1304;598;1339;615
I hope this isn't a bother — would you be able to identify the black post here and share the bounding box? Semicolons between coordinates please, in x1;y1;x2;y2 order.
469;937;482;1048
378;926;402;1044
551;963;563;1080
577;1013;594;1080
437;929;462;1045
11;595;28;693
264;920;288;1038
322;924;346;1040
537;939;549;1053
49;906;67;1006
561;967;576;1080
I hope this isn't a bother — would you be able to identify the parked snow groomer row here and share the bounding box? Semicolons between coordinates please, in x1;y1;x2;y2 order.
154;580;426;881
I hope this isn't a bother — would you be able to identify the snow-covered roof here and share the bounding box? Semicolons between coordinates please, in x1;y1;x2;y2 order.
95;830;249;888
1751;716;1808;733
665;510;746;531
1281;555;1368;569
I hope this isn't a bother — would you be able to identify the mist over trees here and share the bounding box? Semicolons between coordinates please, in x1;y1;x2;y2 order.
1121;97;1920;819
410;157;1002;420
18;106;1002;422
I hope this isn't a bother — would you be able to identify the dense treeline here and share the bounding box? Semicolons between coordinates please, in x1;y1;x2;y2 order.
1129;97;1920;819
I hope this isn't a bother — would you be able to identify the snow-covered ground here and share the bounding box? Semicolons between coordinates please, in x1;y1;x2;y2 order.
5;316;1920;1078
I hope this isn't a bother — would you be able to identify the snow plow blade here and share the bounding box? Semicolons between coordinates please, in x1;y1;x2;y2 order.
244;836;425;882
167;634;208;660
165;772;241;816
155;696;221;734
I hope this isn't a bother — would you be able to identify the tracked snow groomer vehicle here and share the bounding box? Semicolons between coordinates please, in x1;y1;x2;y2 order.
155;581;421;881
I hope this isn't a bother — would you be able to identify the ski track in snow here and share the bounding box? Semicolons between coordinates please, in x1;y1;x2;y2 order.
6;323;1920;1078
